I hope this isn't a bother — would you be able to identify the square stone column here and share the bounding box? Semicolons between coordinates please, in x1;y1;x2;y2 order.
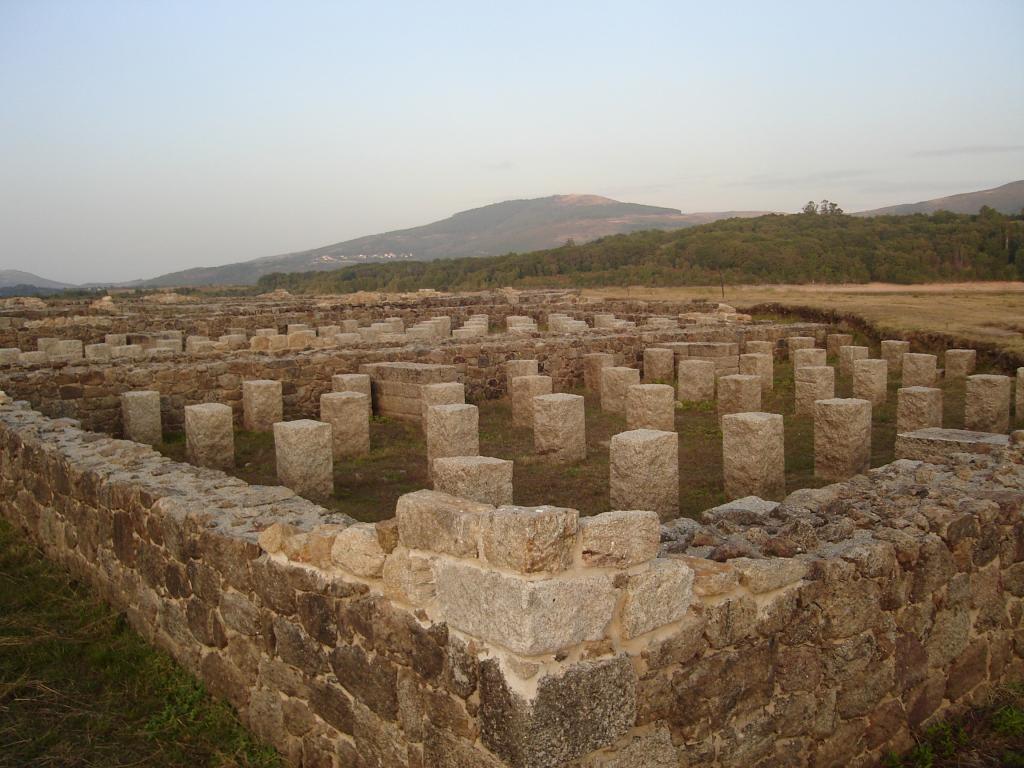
722;412;785;500
839;345;869;378
965;374;1011;433
795;365;835;416
944;349;977;379
242;379;283;432
902;353;938;387
583;353;616;393
505;359;539;389
600;367;640;413
880;340;911;373
827;333;853;359
121;390;162;445
433;456;513;505
744;340;774;356
184;403;234;470
643;348;675;384
739;352;773;391
786;337;815;360
897;387;943;433
331;373;372;398
426;404;479;476
677;359;715;402
793;347;826;371
421;382;465;423
534;393;586;463
320;391;370;458
852;359;888;406
273;419;333;500
511;375;553;428
717;374;761;420
610;429;678;520
626;384;676;432
814;398;871;481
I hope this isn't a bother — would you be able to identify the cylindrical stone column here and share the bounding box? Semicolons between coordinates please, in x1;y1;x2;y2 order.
609;429;679;520
787;337;815;361
852;359;888;406
739;352;773;391
626;384;676;432
332;373;372;398
813;398;871;481
425;404;479;476
583;353;616;393
677;359;715;402
643;348;676;384
274;419;333;500
121;390;162;445
511;375;553;427
722;412;785;500
896;387;943;433
839;345;869;378
433;456;513;506
242;379;283;432
744;340;774;356
944;349;977;380
601;367;641;413
795;366;835;416
534;393;586;463
184;403;234;470
964;374;1011;433
421;382;465;424
320;391;371;458
793;348;827;371
827;333;854;359
902;353;938;388
880;340;911;374
505;359;539;389
717;374;761;419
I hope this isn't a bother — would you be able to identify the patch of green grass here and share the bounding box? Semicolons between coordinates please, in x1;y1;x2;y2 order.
0;518;281;768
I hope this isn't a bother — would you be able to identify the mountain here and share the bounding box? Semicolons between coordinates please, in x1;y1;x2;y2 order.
856;180;1024;217
0;270;75;290
140;195;771;287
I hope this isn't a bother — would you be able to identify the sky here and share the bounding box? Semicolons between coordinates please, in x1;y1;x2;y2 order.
1;0;1023;284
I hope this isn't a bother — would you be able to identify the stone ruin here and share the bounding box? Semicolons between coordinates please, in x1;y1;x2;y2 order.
0;287;1022;767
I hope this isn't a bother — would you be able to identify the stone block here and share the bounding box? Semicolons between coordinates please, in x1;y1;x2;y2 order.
242;379;283;432
433;456;513;506
722;412;785;500
480;505;579;573
273;419;333;500
744;340;774;356
331;373;372;398
396;489;492;558
944;349;976;379
897;387;943;433
184;403;234;469
677;359;715;402
382;547;436;606
533;393;586;463
331;522;386;577
625;384;675;432
600;367;640;413
852;358;888;406
838;345;869;378
1017;368;1023;426
425;404;479;476
610;429;678;520
643;348;675;383
421;382;465;424
827;333;854;358
320;391;370;458
0;348;20;365
795;365;835;416
902;353;938;387
786;337;816;359
505;359;539;388
730;557;808;593
964;374;1011;433
895;427;1009;462
793;347;826;371
121;390;162;445
717;374;761;419
740;352;773;391
511;375;552;428
814;398;871;481
620;559;694;638
880;339;911;373
583;353;616;393
578;510;660;568
84;343;111;361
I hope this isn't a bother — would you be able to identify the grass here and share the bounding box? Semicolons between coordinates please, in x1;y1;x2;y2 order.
0;518;282;768
884;684;1024;767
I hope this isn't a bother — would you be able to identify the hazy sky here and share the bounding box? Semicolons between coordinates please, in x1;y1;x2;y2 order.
2;0;1023;283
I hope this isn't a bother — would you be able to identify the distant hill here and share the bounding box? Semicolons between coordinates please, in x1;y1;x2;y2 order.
256;209;1024;294
857;180;1024;217
0;270;74;290
139;195;771;287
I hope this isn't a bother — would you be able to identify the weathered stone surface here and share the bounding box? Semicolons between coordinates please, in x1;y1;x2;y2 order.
533;393;586;464
965;374;1011;433
510;375;552;428
121;390;161;445
786;337;815;359
273;419;333;500
944;348;976;379
795;365;835;416
897;386;943;433
739;352;773;391
420;382;465;423
838;345;869;378
643;348;675;384
792;347;826;371
382;547;436;606
620;559;694;638
184;402;234;469
625;384;675;432
331;372;372;398
583;353;616;393
717;374;760;419
744;340;774;356
1017;367;1023;426
677;359;716;402
730;557;807;593
722;412;785;500
880;339;911;373
601;367;640;413
579;510;660;568
242;379;282;432
814;398;871;481
902;353;938;387
425;404;479;476
331;522;386;577
433;455;514;506
434;560;615;655
480;505;578;573
480;656;636;768
396;489;492;558
505;359;539;387
582;724;679;767
610;429;678;520
852;358;888;406
827;333;854;358
320;391;370;459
